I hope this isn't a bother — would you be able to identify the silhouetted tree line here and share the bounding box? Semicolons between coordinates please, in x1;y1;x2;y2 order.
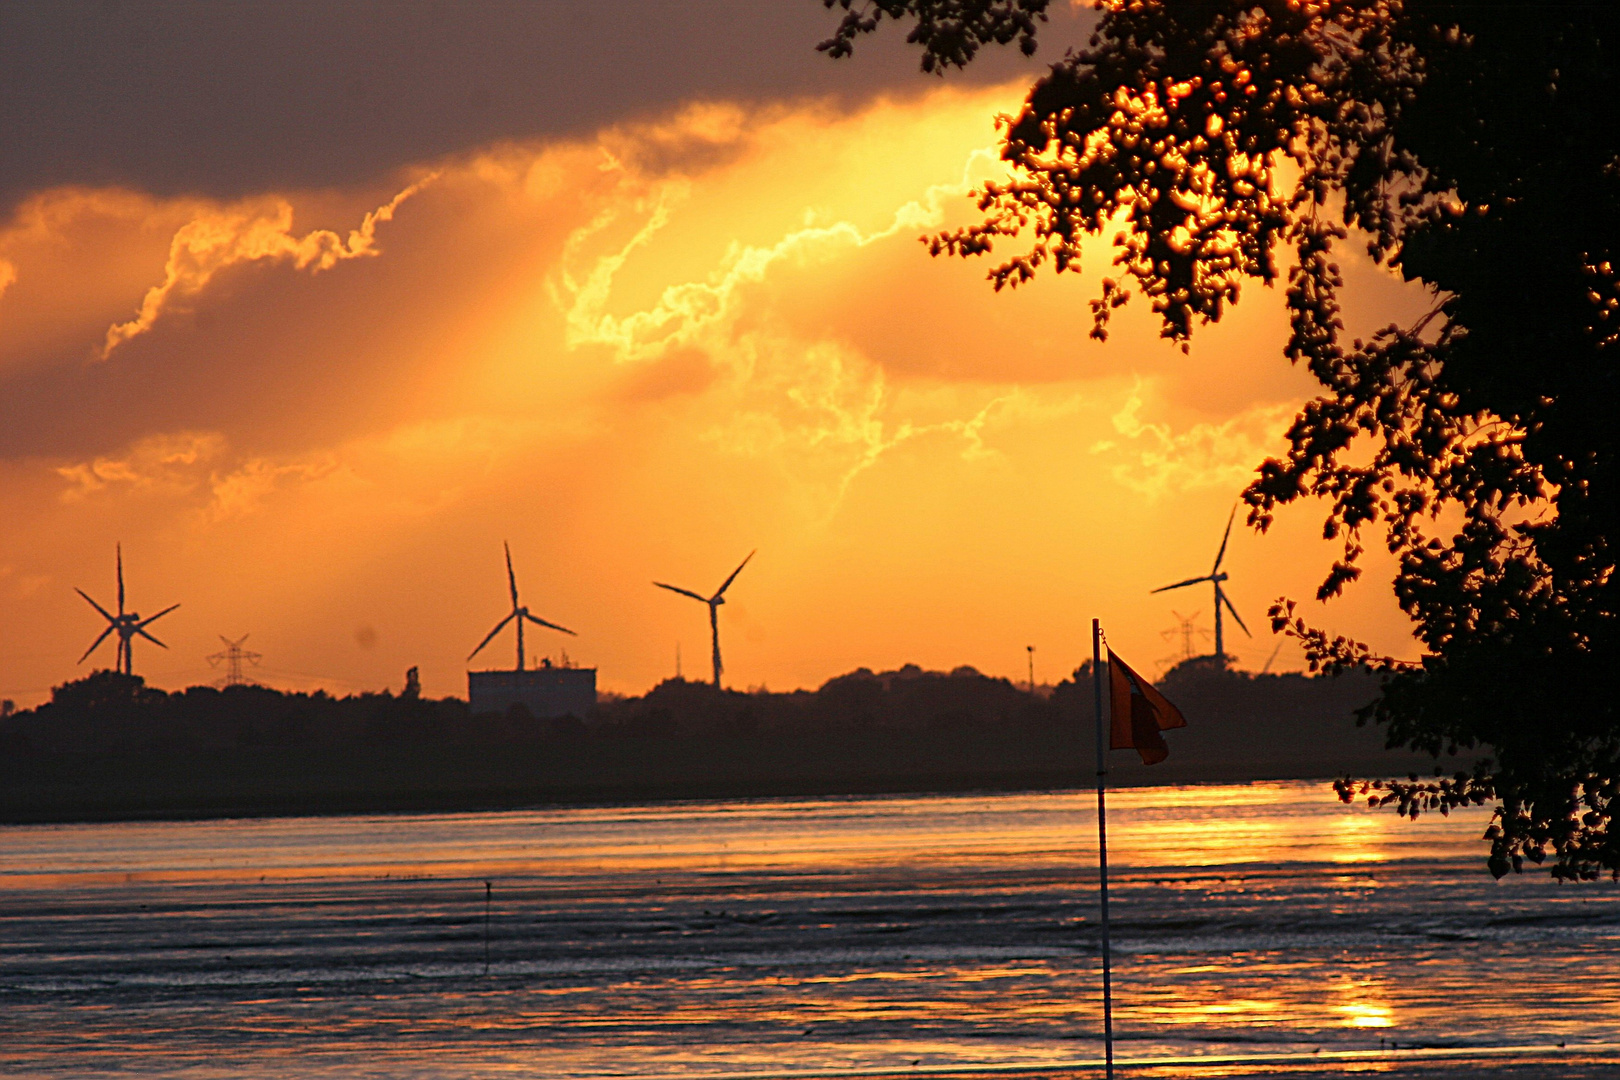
0;662;1408;822
0;661;1377;758
596;664;1060;740
0;665;1053;754
0;671;470;755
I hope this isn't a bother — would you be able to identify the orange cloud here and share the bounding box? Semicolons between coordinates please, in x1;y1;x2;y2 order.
56;431;227;501
1091;381;1300;499
99;176;434;359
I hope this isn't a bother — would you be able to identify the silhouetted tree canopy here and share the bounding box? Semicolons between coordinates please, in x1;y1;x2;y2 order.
822;1;1620;878
3;664;1404;822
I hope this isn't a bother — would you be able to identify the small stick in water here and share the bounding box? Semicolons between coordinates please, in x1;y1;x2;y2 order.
483;880;492;976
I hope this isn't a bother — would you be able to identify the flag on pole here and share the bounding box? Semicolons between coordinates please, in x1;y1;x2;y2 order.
1107;648;1187;765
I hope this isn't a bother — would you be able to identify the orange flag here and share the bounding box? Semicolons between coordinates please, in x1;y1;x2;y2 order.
1108;648;1187;765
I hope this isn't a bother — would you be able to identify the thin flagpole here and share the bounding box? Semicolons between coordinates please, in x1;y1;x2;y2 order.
1092;618;1115;1079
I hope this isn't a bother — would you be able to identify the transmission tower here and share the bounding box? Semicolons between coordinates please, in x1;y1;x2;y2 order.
207;634;262;687
1159;610;1212;669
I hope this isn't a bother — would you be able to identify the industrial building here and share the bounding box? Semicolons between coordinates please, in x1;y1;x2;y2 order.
468;663;596;719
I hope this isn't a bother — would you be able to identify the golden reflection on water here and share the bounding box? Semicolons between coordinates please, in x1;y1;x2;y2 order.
1336;1002;1396;1029
1124;963;1404;1038
1327;812;1394;865
3;783;1615;1079
0;781;1491;892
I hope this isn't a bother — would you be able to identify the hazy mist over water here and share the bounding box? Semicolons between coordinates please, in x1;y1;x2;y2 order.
3;783;1618;1078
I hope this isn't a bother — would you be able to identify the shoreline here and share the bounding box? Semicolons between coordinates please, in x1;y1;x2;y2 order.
0;761;1376;827
605;1042;1620;1080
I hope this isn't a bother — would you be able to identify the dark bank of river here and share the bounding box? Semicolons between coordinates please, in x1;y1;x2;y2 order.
0;721;1451;825
0;662;1450;825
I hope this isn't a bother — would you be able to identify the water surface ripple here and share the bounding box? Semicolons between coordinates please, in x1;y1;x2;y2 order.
2;783;1617;1078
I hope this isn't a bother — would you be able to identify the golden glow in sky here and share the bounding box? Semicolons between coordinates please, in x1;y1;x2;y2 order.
0;84;1431;703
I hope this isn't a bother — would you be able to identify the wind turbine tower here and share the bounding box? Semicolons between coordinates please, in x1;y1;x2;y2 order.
1151;506;1250;667
654;550;754;688
468;542;575;671
76;544;179;676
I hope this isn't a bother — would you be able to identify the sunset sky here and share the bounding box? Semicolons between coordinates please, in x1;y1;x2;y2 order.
0;3;1435;705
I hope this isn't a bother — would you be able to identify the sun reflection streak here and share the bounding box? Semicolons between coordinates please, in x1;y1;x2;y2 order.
1338;1002;1396;1029
0;782;1495;892
1327;811;1390;865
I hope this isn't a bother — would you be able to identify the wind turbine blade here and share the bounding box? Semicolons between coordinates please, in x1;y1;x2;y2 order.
468;611;517;661
712;549;756;601
76;588;116;623
116;543;125;614
1151;575;1214;594
78;625;115;663
1213;503;1238;574
504;542;519;607
1219;586;1252;637
654;582;711;604
137;603;180;629
1261;639;1284;675
136;626;169;649
523;612;576;636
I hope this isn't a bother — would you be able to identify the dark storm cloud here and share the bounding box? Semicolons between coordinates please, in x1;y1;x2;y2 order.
0;1;1083;209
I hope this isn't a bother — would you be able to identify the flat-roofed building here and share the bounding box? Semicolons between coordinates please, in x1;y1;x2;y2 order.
468;664;596;719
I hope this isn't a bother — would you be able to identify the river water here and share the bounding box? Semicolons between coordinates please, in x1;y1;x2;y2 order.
2;783;1618;1078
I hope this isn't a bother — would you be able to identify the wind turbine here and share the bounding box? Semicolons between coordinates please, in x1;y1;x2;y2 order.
468;542;574;671
654;550;754;688
77;543;179;676
1151;506;1250;667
